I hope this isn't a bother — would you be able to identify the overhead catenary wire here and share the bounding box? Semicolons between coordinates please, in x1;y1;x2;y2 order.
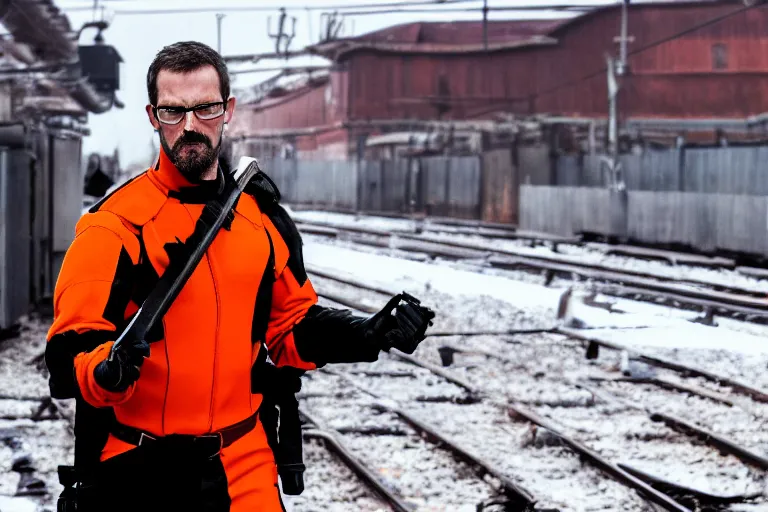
58;0;482;15
324;4;600;16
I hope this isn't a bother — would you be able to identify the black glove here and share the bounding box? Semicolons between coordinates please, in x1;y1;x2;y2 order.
365;292;435;354
293;292;435;366
93;338;150;392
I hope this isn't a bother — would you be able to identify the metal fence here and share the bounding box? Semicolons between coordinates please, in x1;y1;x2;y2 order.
520;185;768;257
554;146;768;194
258;155;487;220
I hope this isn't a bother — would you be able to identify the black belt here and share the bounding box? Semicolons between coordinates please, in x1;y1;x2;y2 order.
111;411;259;459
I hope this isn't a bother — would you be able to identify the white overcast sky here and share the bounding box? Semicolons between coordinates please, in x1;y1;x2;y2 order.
57;0;617;167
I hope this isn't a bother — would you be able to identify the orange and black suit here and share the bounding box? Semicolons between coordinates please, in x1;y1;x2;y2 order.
45;148;381;511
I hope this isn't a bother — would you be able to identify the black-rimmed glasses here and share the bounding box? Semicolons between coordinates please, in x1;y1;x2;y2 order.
153;102;226;125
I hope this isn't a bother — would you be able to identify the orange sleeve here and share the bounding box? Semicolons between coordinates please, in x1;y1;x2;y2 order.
262;217;318;370
45;212;141;405
265;266;318;370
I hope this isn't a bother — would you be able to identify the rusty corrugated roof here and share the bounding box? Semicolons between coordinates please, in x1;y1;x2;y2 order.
308;19;565;59
358;20;571;45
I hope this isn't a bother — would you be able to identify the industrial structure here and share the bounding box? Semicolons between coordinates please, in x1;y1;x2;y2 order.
230;0;768;160
0;0;122;329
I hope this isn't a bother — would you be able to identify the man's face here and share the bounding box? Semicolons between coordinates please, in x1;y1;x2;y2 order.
146;65;236;182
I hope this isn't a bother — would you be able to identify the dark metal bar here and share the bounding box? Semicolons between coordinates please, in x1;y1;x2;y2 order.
0;394;48;402
650;412;768;470
318;291;376;313
296;225;339;237
617;463;762;506
392;351;477;393
335;426;409;436
506;405;692;512
427;328;556;337
307;265;393;296
590;376;735;407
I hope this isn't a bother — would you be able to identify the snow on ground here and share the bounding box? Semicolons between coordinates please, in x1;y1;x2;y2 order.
304;236;768;509
303;237;768;358
292;209;768;295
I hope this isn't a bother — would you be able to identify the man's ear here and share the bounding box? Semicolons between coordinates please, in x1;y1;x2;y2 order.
225;97;236;123
146;104;160;130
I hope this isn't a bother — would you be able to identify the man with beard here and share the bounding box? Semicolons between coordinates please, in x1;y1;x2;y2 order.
44;41;434;512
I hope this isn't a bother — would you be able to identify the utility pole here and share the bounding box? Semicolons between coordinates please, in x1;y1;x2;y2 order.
482;0;489;50
606;55;619;187
216;13;225;53
605;0;632;190
617;0;630;75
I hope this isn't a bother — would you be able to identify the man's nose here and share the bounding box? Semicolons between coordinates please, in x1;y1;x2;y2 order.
183;111;200;132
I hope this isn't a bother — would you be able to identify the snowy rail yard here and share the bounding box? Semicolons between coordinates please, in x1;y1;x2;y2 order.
2;210;768;512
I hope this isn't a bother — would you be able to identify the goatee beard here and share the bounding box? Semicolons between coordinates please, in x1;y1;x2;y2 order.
160;129;221;183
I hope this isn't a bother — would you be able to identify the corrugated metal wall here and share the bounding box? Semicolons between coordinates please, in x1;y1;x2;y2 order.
520;185;624;237
481;149;518;224
520;185;768;257
32;133;53;302
357;160;411;213
260;155;484;219
556;147;768;194
0;150;32;328
51;136;82;278
519;145;553;185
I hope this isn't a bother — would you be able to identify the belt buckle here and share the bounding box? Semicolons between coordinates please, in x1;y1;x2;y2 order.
197;433;223;459
137;432;156;446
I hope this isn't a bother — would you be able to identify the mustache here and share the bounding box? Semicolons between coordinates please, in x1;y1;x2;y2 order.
173;131;212;149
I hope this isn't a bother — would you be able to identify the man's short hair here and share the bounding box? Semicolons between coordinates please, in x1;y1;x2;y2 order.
146;41;230;106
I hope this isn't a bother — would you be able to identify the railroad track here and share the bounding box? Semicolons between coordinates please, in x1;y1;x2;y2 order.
307;266;768;512
3;265;768;510
296;218;768;325
300;390;534;511
288;209;741;269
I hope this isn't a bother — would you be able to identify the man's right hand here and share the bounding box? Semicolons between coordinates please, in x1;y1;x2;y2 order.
93;338;150;392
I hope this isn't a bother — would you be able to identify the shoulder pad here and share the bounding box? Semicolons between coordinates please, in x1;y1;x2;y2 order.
243;169;307;285
266;204;307;287
89;172;168;227
244;170;281;214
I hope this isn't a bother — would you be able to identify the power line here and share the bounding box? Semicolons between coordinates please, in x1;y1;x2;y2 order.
59;0;481;15
325;4;599;16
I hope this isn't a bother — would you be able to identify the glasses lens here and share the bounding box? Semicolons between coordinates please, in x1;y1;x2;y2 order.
195;103;225;120
157;108;184;124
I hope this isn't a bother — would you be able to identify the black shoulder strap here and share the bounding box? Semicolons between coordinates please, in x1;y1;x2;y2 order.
245;171;308;287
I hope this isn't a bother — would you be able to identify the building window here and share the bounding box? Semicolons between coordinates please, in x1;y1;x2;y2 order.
712;43;728;70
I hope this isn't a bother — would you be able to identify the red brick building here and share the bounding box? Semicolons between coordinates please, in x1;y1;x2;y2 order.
229;1;768;159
